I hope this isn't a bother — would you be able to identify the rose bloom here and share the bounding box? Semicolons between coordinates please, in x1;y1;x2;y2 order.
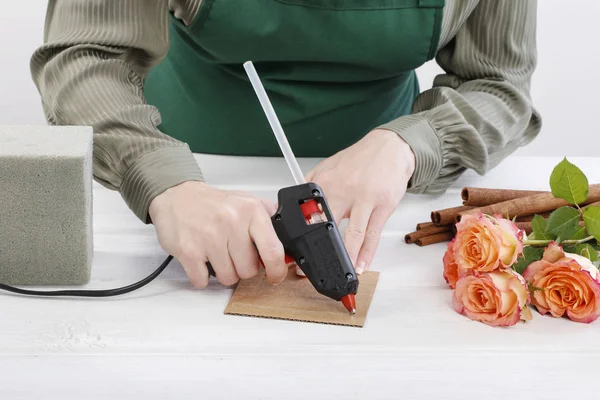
453;269;532;327
443;239;460;289
523;242;600;323
454;213;523;274
443;239;474;289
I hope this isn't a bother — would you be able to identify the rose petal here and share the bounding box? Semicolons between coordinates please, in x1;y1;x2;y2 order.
442;239;459;289
542;242;565;263
564;252;600;281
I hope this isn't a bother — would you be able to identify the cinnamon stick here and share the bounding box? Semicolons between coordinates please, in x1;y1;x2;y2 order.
457;185;600;223
416;222;435;230
461;188;546;206
431;205;476;226
584;201;600;209
422;211;546;231
416;231;455;246
405;225;452;244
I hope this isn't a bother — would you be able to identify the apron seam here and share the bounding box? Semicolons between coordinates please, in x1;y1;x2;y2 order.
427;6;443;60
273;0;423;11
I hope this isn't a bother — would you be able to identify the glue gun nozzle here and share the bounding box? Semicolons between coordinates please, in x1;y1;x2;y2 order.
341;294;356;314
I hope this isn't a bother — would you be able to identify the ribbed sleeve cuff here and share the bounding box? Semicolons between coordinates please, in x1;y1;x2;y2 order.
378;115;443;193
120;145;204;223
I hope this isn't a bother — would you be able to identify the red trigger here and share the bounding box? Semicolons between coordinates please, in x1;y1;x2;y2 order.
300;199;319;220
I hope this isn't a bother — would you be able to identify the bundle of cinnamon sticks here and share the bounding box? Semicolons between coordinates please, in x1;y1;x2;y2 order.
405;185;600;246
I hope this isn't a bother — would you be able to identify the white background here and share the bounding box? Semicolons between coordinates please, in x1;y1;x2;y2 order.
0;0;598;156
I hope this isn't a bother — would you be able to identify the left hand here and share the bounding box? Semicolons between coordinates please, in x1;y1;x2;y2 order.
303;129;416;275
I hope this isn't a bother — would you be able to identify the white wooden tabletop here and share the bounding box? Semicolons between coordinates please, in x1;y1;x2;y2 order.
1;155;599;400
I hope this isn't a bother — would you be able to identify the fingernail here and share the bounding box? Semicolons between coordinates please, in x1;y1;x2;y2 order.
356;261;365;275
296;265;306;277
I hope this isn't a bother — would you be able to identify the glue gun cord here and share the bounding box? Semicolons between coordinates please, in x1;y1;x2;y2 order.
0;255;174;297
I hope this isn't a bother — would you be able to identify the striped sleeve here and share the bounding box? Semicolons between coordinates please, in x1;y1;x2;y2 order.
30;0;204;223
380;0;542;193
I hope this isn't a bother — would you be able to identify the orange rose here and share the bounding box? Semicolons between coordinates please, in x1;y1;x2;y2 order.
454;213;523;274
443;239;459;289
495;217;525;267
453;269;532;327
442;238;474;289
523;242;600;323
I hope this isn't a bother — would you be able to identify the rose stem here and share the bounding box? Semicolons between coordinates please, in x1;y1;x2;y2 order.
523;236;596;247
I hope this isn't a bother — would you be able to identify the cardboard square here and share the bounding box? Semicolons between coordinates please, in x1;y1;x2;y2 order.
224;267;379;327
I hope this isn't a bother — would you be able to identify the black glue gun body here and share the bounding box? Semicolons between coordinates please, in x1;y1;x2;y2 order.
271;183;359;302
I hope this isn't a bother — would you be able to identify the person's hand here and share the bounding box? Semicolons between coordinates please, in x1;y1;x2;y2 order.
148;181;287;288
305;129;415;275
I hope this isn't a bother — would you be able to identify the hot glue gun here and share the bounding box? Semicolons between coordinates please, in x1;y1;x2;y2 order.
206;61;359;314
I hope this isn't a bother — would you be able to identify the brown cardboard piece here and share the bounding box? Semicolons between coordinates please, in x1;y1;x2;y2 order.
224;267;379;327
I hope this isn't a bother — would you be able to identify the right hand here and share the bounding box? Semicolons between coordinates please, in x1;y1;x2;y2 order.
148;181;288;288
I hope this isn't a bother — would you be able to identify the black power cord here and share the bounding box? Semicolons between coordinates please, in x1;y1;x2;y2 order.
0;255;175;297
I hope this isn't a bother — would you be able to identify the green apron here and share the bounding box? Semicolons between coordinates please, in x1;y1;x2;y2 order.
144;0;444;157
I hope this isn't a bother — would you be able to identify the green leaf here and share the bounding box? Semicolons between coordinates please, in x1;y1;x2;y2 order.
561;224;587;241
572;225;587;240
583;206;600;242
575;244;599;262
513;246;545;275
555;224;586;243
545;206;581;237
549;157;589;205
531;214;554;240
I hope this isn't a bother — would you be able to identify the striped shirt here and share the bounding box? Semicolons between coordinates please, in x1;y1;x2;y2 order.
30;0;541;223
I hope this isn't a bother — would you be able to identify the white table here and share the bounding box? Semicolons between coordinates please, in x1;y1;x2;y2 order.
1;155;599;400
